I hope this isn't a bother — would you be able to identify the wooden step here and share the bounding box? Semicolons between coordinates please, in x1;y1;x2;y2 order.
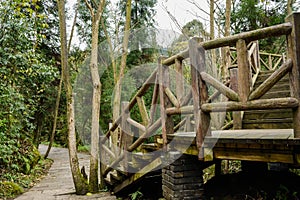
113;157;162;194
244;109;292;120
260;91;290;99
242;70;292;130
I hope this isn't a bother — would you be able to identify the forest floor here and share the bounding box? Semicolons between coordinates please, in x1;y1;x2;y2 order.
13;145;116;200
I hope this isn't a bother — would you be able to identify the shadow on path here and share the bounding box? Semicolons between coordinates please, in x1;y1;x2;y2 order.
14;145;116;200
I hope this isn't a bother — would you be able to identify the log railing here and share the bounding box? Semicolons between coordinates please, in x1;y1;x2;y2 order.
100;13;300;178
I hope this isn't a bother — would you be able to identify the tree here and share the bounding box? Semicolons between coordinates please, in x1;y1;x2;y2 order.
111;0;132;150
57;0;89;194
288;0;295;15
83;0;106;192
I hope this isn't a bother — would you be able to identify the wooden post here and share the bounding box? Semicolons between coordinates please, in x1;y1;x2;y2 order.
121;101;131;172
158;57;174;148
236;39;251;103
175;58;184;104
149;73;159;124
230;67;242;129
286;13;300;138
189;37;211;160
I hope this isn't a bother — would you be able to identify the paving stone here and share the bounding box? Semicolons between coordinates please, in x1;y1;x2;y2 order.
14;145;116;200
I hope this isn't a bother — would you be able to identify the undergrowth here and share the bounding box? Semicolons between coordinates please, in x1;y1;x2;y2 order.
0;158;53;199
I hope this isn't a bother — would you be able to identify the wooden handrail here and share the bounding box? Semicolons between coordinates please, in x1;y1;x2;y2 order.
201;97;298;112
201;22;292;50
249;59;293;100
162;22;292;67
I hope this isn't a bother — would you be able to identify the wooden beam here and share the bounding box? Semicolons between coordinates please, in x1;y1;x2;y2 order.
200;72;239;101
175;59;184;104
189;37;211;160
166;105;194;115
136;96;150;126
213;148;294;164
149;73;159;124
201;97;299;112
237;39;251;103
180;88;193;106
164;87;180;108
127;117;162;152
113;157;162;193
102;68;158;143
162;49;189;66
120;101;131;172
159;58;174;148
201;22;292;50
127;118;146;132
103;118;162;177
229;67;242;129
286;13;300;138
249;59;293;100
174;117;187;132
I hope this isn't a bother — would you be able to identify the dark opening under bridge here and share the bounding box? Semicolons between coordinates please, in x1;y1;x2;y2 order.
99;13;300;199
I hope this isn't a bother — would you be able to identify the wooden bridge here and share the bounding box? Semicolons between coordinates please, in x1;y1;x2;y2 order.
99;13;300;199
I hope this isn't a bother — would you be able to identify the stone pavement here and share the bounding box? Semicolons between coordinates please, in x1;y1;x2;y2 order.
14;145;116;200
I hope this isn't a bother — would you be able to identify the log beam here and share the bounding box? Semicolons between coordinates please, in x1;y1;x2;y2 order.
201;97;299;113
200;72;239;101
249;59;293;100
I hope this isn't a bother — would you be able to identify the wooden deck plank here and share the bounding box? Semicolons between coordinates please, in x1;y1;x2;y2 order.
173;129;294;139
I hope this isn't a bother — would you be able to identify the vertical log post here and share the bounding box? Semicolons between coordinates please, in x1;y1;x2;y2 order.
159;57;174;149
149;73;159;124
236;39;251;103
286;13;300;138
175;58;184;104
121;101;131;172
189;37;211;160
230;67;242;129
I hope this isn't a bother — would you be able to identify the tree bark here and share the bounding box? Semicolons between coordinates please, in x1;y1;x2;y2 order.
45;0;79;159
112;0;132;154
83;0;106;192
287;0;295;15
57;0;88;194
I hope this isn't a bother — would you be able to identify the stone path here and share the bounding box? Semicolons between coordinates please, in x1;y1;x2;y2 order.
14;145;116;200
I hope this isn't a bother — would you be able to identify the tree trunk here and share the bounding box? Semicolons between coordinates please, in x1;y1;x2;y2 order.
45;0;79;159
287;0;295;15
44;74;62;159
83;0;106;192
112;0;132;153
57;0;89;194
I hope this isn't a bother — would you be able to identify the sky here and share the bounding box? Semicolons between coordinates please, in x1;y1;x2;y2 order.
154;0;209;32
66;0;209;48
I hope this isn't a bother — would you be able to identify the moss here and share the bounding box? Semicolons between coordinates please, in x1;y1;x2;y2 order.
0;181;24;198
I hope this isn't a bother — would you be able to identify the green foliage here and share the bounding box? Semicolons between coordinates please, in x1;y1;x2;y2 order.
0;0;59;182
0;181;24;198
0;158;53;199
128;188;143;200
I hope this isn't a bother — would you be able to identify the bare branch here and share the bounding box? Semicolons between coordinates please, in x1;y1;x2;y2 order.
161;3;186;37
96;0;106;21
68;0;80;52
84;0;94;16
187;0;210;16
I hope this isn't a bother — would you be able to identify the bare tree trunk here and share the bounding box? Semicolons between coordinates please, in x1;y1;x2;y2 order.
44;75;62;159
112;0;132;153
57;0;88;194
44;0;79;159
84;0;106;192
287;0;295;15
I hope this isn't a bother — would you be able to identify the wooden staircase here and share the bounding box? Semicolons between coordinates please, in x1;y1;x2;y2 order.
243;71;293;129
104;147;162;194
